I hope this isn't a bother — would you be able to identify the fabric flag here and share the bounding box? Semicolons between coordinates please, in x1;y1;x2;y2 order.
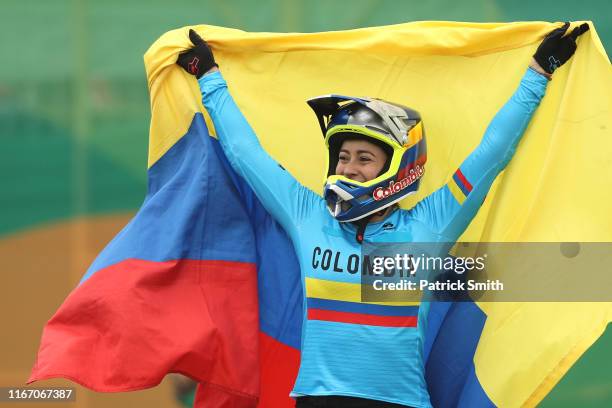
28;114;262;405
30;21;612;408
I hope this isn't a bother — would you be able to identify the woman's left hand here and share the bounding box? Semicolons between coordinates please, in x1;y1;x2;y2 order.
533;22;589;75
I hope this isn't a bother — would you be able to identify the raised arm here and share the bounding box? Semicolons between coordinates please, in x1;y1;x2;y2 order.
412;66;547;240
412;22;589;241
177;29;320;233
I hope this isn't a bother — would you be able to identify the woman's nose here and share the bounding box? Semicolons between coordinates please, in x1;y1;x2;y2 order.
341;161;358;179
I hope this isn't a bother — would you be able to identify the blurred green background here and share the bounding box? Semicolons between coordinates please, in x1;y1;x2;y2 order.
1;0;610;407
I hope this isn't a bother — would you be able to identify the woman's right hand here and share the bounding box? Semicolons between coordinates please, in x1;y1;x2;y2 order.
176;29;218;78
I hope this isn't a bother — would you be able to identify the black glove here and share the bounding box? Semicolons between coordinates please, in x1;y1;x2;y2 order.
176;29;217;78
533;22;589;74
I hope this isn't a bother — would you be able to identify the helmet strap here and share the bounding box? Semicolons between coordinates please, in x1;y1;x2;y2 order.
354;216;371;244
353;205;397;243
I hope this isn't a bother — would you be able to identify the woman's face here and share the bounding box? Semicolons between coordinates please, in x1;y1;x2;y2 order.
335;139;387;183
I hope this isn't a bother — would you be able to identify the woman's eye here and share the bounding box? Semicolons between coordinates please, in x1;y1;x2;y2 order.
359;156;372;162
339;155;349;162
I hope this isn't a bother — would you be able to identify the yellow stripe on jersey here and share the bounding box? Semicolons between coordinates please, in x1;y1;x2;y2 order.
305;277;420;306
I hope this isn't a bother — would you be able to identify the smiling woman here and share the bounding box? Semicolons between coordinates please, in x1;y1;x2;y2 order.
175;24;589;408
308;94;427;228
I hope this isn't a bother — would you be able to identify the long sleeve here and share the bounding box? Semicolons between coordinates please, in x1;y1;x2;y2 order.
198;71;321;233
412;68;549;241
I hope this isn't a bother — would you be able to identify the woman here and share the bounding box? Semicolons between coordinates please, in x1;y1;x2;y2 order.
177;23;587;408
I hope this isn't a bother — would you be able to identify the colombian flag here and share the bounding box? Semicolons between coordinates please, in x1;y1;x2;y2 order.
30;21;612;408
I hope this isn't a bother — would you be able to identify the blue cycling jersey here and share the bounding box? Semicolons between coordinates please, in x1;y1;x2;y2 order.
198;68;547;407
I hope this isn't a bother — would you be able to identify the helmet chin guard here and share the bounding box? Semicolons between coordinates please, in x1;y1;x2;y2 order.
308;95;427;222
